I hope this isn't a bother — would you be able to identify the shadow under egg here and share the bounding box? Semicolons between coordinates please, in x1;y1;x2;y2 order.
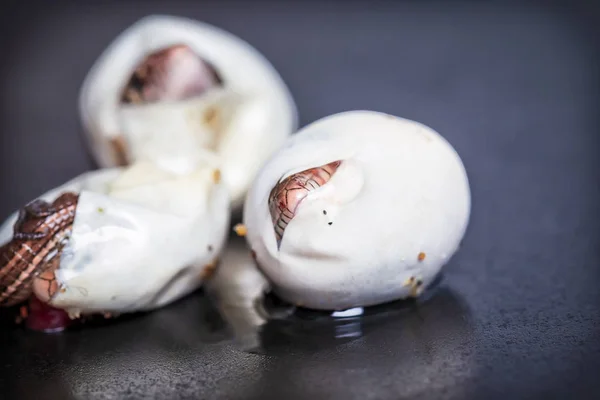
244;273;471;353
239;281;478;399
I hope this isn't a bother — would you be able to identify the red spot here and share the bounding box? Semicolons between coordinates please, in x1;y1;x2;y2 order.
25;296;72;333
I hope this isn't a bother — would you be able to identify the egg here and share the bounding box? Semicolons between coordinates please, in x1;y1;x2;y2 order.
0;160;230;318
242;110;471;310
79;15;298;209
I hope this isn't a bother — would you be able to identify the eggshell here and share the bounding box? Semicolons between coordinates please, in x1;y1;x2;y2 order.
243;110;471;310
79;15;297;209
0;161;230;316
0;169;121;246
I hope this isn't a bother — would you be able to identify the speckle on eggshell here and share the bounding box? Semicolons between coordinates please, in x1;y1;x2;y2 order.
203;106;220;133
201;259;219;279
109;136;129;166
233;223;247;237
213;169;221;184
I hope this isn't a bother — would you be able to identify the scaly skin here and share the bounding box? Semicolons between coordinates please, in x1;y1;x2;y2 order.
120;43;222;104
0;192;78;307
268;161;341;248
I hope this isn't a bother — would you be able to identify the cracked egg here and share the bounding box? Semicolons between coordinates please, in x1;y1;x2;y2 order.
0;160;230;329
242;110;471;310
79;15;297;209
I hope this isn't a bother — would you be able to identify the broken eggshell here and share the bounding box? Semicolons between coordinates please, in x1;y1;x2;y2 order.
79;15;298;209
0;161;229;318
242;110;471;311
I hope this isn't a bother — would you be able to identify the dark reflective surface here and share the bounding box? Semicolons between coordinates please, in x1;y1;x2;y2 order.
1;1;600;399
1;283;475;400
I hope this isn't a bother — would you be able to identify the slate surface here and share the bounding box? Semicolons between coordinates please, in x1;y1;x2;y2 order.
0;1;599;399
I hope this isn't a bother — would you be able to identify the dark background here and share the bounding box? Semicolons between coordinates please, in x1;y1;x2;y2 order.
1;1;599;399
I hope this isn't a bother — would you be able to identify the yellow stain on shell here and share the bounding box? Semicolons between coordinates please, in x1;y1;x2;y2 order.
203;106;220;130
213;169;221;184
233;224;247;237
200;259;219;280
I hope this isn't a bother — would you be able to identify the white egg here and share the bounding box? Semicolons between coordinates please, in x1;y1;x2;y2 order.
79;15;298;209
242;110;471;310
0;160;230;316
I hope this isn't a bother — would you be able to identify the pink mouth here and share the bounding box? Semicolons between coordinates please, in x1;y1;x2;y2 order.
268;161;341;248
25;296;72;333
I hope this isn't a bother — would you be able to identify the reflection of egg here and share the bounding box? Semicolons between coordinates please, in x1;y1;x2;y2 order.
79;15;298;209
204;236;270;349
243;111;471;310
